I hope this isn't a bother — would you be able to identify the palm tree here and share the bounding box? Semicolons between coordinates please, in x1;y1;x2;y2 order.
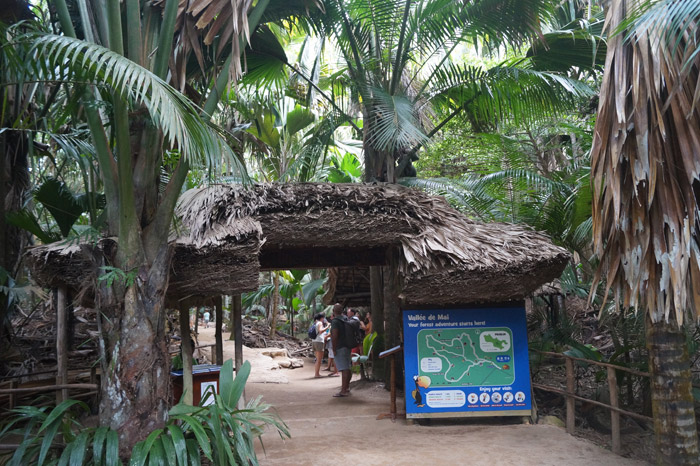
308;0;593;183
590;0;700;463
28;0;317;454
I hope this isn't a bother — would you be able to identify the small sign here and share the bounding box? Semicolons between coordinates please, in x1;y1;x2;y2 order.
200;381;218;406
403;305;531;418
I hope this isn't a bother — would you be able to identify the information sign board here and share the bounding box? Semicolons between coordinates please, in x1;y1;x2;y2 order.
403;305;531;418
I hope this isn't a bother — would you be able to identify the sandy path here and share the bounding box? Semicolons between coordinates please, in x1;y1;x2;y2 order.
196;327;648;466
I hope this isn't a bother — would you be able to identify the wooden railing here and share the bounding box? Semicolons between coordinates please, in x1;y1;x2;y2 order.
169;343;216;363
530;350;652;455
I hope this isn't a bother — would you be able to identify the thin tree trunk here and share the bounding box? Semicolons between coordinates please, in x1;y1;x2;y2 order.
646;316;699;465
55;287;68;404
0;129;30;347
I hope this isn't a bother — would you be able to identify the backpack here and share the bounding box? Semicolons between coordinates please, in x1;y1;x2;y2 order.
308;322;318;340
343;317;363;349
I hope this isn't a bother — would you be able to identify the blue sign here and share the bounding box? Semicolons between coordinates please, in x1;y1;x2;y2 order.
403;306;531;418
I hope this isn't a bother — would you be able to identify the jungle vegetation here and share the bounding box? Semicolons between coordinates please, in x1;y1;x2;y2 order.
0;0;699;463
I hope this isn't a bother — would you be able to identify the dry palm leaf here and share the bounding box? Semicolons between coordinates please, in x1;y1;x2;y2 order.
590;0;700;325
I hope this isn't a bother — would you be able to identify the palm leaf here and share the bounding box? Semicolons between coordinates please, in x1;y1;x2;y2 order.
27;33;234;169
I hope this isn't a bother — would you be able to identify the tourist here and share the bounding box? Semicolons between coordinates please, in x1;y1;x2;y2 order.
312;313;330;378
325;322;339;376
331;303;351;397
203;309;211;328
347;308;365;355
364;311;372;336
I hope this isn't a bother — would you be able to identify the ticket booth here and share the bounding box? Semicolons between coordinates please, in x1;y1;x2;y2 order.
171;364;222;406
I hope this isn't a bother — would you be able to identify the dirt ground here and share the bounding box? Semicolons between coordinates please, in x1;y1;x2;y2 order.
196;327;650;466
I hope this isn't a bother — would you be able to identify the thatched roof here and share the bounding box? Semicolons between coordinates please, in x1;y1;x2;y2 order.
26;182;569;306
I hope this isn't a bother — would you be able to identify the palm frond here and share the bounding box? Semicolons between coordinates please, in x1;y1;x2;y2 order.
428;63;594;128
28;33;234;169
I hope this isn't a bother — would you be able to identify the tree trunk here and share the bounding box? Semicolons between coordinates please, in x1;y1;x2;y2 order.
646;316;699;465
98;246;172;457
0;129;30;348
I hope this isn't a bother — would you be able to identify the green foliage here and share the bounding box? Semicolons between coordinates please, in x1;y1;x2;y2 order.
326;153;362;183
97;266;138;289
0;399;118;466
25;33;238;171
136;360;289;465
0;361;288;465
5;178;106;243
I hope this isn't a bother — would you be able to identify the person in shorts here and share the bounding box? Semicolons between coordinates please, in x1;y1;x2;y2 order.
331;303;352;397
312;313;330;377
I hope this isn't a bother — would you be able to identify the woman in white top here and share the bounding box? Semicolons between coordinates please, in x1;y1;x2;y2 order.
312;313;330;377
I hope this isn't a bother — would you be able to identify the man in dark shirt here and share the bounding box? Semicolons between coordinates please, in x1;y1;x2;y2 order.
331;303;352;397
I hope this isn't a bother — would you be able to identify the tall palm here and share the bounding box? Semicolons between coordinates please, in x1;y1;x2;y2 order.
311;0;592;182
32;0;315;454
590;0;700;463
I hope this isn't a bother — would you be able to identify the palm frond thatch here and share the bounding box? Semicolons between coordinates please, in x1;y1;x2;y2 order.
27;183;568;305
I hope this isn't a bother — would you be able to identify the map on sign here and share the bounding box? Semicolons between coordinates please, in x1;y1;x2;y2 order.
417;328;515;387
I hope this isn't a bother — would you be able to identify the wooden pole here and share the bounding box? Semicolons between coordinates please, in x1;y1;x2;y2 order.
390;354;397;417
383;247;401;385
215;296;223;365
369;266;385;381
9;380;16;409
566;357;575;434
56;287;68;404
233;294;243;371
179;306;193;405
228;295;235;341
376;346;404;422
608;366;621;454
233;294;245;409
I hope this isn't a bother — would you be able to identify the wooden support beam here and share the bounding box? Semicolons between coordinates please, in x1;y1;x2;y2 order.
215;296;223;365
383;247;401;355
232;294;245;409
608;366;621;455
370;266;385;381
179;306;193;405
260;246;387;270
56;287;68;404
0;384;98;395
566;357;575;434
233;294;243;372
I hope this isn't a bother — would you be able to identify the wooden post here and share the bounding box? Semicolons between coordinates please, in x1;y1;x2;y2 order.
233;294;244;409
566;357;575;434
215;296;223;365
376;345;404;422
390;354;396;416
9;380;16;409
179;306;193;405
608;366;621;454
233;294;243;372
56;286;68;404
369;266;385;381
383;247;402;385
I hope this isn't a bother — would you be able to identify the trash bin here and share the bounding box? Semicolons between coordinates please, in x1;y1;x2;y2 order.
171;364;222;406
